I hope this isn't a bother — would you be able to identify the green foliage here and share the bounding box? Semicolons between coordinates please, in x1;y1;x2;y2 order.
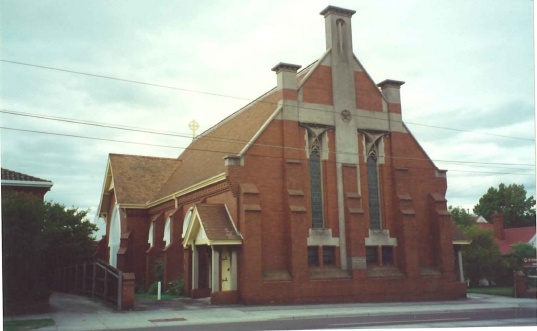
2;193;48;300
3;318;55;331
510;242;537;270
42;201;98;270
2;192;98;304
147;281;160;295
448;205;475;231
154;259;164;281
473;183;536;228
166;278;185;296
466;287;513;297
462;226;504;287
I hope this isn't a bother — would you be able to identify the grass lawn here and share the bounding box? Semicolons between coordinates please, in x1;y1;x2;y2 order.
135;293;184;300
467;287;513;297
3;318;54;331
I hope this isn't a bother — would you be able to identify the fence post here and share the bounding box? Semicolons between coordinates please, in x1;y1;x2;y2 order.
104;267;108;299
120;273;135;311
117;271;123;310
76;264;80;293
92;262;96;297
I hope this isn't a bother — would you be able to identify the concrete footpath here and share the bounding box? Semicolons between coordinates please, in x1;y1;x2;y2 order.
4;292;537;330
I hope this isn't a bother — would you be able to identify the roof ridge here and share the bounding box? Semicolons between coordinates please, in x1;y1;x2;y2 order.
195;87;277;140
1;168;52;182
109;153;178;161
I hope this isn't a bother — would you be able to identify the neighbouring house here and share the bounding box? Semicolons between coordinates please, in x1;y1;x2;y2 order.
95;6;468;304
1;168;53;200
476;213;536;255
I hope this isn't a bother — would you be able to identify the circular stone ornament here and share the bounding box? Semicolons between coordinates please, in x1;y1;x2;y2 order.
341;109;351;123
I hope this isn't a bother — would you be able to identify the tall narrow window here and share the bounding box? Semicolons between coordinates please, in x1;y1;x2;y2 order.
310;148;324;229
303;124;332;229
360;130;387;231
367;153;381;230
163;217;171;247
108;205;121;268
148;222;154;248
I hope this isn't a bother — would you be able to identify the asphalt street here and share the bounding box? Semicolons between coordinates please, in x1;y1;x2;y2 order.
4;291;536;330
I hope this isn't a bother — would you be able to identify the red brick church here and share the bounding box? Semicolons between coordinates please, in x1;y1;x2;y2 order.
96;6;467;304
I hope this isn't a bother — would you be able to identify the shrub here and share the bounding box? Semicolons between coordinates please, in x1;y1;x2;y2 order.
147;281;160;295
166;279;185;296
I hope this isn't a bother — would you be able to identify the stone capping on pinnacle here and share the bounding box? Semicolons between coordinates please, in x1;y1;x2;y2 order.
319;5;356;18
271;62;302;73
377;79;406;89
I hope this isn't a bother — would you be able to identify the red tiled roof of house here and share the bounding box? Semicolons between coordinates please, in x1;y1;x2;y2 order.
477;222;536;254
498;226;536;254
477;223;494;230
153;89;281;200
1;168;52;183
108;154;181;205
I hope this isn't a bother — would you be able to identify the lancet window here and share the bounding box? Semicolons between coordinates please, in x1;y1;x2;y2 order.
303;125;331;229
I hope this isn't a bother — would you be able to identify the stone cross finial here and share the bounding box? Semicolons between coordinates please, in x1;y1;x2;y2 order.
188;120;199;138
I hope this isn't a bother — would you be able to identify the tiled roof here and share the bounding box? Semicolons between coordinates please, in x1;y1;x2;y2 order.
477;223;536;254
498;226;536;254
196;203;241;241
1;168;52;183
153;89;281;200
451;222;470;244
109;154;181;205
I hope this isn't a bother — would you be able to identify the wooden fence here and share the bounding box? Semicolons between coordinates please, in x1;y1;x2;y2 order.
54;259;134;310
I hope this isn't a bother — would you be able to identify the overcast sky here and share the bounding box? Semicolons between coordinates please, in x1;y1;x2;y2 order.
1;0;535;237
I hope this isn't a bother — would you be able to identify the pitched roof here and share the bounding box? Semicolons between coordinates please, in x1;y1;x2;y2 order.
153;89;281;200
1;168;53;189
451;222;471;245
1;168;52;183
195;203;241;241
498;226;536;254
476;222;536;254
108;154;181;205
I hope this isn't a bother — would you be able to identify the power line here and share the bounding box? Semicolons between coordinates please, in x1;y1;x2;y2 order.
1;126;534;177
1;109;535;169
2;59;534;142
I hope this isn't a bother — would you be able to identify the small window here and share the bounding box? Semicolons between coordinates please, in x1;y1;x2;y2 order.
308;246;320;267
323;246;336;266
382;246;394;265
366;246;378;265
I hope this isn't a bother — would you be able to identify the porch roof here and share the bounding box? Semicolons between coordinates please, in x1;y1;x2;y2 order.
183;203;242;247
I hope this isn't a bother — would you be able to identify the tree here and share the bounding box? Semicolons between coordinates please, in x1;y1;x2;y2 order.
462;226;504;287
2;193;49;302
448;205;475;231
42;201;98;273
510;242;537;270
473;183;536;228
2;192;98;305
